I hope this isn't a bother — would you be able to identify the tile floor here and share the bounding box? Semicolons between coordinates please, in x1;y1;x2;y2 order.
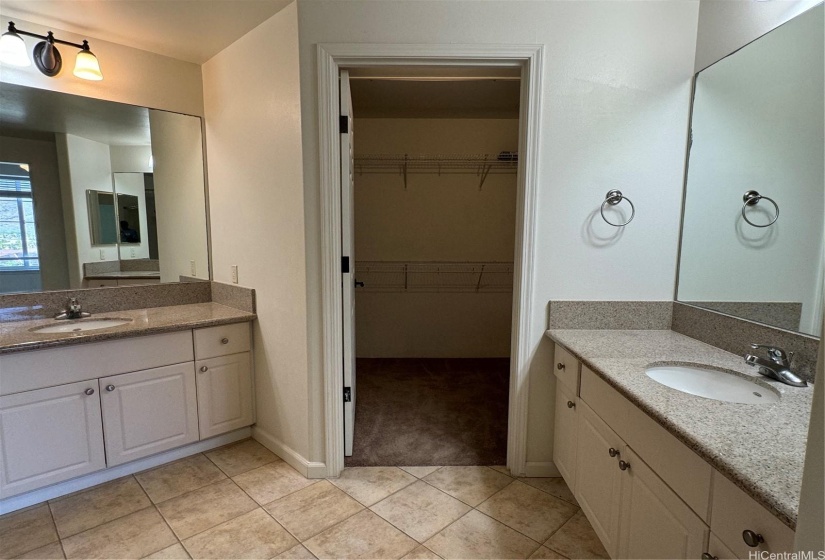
0;439;609;560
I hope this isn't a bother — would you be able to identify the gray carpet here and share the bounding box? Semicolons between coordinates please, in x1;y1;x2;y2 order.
345;358;510;467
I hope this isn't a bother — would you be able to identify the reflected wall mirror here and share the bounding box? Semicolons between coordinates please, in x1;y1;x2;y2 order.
0;82;210;294
677;3;824;337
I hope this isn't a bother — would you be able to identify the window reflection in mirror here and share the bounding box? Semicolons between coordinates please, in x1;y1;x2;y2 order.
86;190;118;246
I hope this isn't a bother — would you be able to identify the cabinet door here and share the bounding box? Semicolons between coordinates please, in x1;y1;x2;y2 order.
196;352;254;439
0;381;105;497
100;363;198;466
618;447;709;559
553;381;578;491
575;400;623;557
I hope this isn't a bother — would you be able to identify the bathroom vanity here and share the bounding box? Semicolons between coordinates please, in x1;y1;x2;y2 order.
548;332;811;559
0;302;256;506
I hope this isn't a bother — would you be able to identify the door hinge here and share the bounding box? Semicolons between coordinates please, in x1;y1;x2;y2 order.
342;256;350;273
343;387;352;402
339;115;348;134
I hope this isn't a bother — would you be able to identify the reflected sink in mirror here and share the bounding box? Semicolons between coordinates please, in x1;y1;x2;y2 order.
30;318;133;334
646;365;780;404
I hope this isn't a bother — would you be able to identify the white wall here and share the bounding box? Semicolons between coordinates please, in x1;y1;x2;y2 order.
54;133;118;287
354;118;517;358
679;5;824;335
112;173;150;261
296;0;699;466
202;3;312;463
148;110;209;282
110;146;153;173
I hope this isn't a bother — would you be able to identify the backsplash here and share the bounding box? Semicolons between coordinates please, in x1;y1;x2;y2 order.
548;301;673;330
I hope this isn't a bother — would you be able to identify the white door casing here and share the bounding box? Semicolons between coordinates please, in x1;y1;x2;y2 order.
340;69;356;457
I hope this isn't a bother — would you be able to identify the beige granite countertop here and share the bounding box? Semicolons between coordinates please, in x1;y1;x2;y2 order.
84;271;161;280
546;329;814;530
0;303;256;355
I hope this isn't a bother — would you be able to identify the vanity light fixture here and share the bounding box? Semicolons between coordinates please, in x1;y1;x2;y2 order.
0;22;102;81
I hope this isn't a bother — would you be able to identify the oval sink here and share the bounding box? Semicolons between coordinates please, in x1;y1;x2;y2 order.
31;318;132;334
646;365;779;404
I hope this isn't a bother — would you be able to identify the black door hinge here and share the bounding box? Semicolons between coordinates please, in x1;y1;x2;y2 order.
339;115;348;134
343;387;352;402
342;256;350;273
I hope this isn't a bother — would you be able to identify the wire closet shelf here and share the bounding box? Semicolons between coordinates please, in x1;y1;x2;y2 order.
354;261;514;293
354;152;518;189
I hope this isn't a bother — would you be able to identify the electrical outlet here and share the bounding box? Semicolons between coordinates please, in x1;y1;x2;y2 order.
190;260;196;276
130;248;136;258
99;249;105;260
231;265;239;284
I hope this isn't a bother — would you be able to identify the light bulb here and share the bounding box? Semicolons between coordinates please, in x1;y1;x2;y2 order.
74;48;102;81
0;31;30;67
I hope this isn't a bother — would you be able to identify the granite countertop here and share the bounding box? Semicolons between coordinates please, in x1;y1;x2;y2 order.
84;271;161;280
0;302;256;355
546;329;814;530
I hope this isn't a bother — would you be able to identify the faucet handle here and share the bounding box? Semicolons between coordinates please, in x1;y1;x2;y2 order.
750;344;791;365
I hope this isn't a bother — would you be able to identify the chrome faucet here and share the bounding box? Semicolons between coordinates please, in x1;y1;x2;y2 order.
54;297;91;320
744;343;807;387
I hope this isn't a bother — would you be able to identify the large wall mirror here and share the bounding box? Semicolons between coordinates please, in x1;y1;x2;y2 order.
0;82;209;293
677;3;824;337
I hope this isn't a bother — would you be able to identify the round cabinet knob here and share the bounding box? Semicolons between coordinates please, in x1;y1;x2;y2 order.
608;447;619;458
742;530;764;547
556;363;565;370
106;385;115;392
221;337;229;345
84;388;95;396
200;366;208;373
566;400;575;409
618;460;630;471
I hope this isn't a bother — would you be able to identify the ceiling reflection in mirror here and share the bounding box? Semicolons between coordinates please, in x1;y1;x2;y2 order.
0;82;209;294
677;4;824;337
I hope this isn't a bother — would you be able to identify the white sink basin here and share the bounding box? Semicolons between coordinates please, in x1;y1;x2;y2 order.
31;318;132;334
646;365;779;404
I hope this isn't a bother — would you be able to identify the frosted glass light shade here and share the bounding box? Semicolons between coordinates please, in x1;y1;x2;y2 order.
0;32;30;67
73;49;102;80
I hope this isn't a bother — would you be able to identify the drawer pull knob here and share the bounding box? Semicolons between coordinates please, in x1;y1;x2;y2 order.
221;337;230;344
618;460;630;471
106;385;115;392
567;400;575;409
701;554;718;559
608;447;619;458
742;530;764;547
556;363;565;370
84;388;95;396
200;366;209;373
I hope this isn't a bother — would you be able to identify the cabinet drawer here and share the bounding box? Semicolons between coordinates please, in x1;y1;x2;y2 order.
553;344;581;395
711;473;795;557
194;323;251;360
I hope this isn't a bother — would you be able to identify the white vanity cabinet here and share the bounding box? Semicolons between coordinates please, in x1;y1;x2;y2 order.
0;381;106;497
196;353;254;439
552;344;580;491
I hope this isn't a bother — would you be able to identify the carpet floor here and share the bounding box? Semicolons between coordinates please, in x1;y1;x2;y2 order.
345;358;510;467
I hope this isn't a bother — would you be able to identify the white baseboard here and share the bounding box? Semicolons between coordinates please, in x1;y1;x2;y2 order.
523;461;562;478
252;427;327;479
0;427;251;515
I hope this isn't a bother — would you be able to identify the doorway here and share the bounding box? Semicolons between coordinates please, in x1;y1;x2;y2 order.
319;44;543;478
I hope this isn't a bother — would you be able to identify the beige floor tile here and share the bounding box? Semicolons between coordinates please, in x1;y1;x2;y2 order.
264;480;363;541
371;481;471;542
0;503;59;559
232;461;318;505
49;477;151;538
425;510;540;559
422;466;512;507
521;478;578;506
544;511;609;560
329;467;416;506
136;455;226;503
488;466;512;477
399;466;441;479
529;546;568;559
142;544;190;559
61;507;176;560
273;545;317;559
12;542;64;559
205;439;279;477
304;510;417;559
477;481;578;542
156;479;256;539
402;545;442;559
181;508;297;559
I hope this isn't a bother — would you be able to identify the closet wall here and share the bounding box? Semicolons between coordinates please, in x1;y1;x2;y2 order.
354;118;518;358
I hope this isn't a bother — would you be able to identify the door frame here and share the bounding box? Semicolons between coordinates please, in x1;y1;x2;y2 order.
318;43;544;477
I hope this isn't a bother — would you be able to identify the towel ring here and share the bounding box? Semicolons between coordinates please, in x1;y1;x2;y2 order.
600;190;635;227
741;190;779;228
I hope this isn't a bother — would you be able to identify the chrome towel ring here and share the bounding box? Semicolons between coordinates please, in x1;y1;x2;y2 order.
741;190;779;228
600;189;635;227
